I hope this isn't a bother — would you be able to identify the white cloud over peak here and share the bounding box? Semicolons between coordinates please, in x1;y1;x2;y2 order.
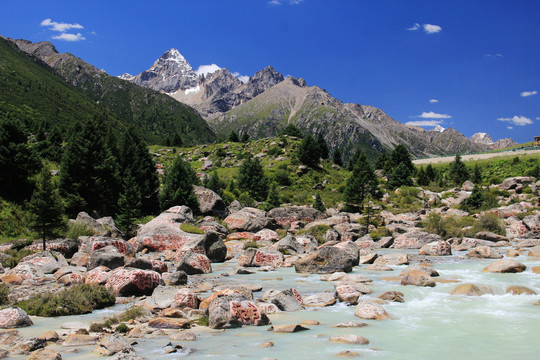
423;24;442;34
196;64;221;77
429;99;439;103
52;33;86;42
497;115;533;126
520;90;537;97
232;72;249;84
413;111;451;119
41;18;83;32
405;120;443;127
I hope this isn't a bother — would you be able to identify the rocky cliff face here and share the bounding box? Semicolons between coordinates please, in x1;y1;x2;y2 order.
471;133;518;150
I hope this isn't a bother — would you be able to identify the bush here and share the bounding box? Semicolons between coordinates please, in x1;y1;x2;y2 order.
244;240;261;249
16;284;115;316
473;213;505;236
1;248;35;269
0;283;9;305
0;200;31;240
65;221;96;240
221;190;236;205
196;315;209;326
298;225;331;245
238;192;256;208
421;213;476;240
369;226;391;240
117;306;148;322
180;223;204;234
266;147;283;156
115;323;129;333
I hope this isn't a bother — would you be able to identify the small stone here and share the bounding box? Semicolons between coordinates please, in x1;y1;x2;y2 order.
330;335;369;345
169;330;197;341
260;341;274;348
506;286;536;295
267;324;309;333
378;291;405;303
333;322;368;328
26;348;62;360
337;350;361;357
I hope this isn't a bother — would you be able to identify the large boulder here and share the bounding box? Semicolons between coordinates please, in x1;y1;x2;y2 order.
276;235;305;255
418;241;452;256
267;206;324;227
482;259;526;273
237;248;284;267
70;212;121;237
5;263;45;282
93;334;134;356
264;288;304;311
223;208;276;232
25;238;79;258
498;176;535;191
193;186;229;218
354;301;390;320
87;246;125;270
373;253;410;266
450;283;493;296
0;307;33;328
80;236;135;256
208;294;270;329
294;246;355;274
393;231;442;249
176;251;212;274
400;270;436;287
18;251;67;274
467;246;503;259
105;268;163;296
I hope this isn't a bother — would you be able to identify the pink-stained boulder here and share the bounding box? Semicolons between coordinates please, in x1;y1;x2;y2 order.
79;236;135;256
172;288;200;309
208;294;270;329
85;266;111;285
253;229;280;242
57;272;85;285
418;241;452;256
237;248;284;267
0;307;33;328
393;231;442;249
335;284;361;304
226;232;255;241
5;263;45;281
105;268;163;296
223;208;276;232
193;186;229;218
18;251;67;274
176;251;212;274
267;206;324;227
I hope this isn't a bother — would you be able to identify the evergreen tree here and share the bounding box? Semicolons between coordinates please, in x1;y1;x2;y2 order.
462;185;486;211
28;167;65;250
117;127;160;214
240;132;250;142
347;149;361;171
316;133;329;160
472;163;482;184
59;116;120;217
416;166;430;186
389;144;414;174
449;154;469;186
332;148;343;167
236;156;268;201
206;170;224;196
0;117;41;201
116;172;141;240
280;124;303;138
313;193;326;213
263;182;281;211
343;151;381;211
159;156;200;212
387;163;414;189
297;134;320;168
228;130;239;142
375;151;389;171
425;164;436;183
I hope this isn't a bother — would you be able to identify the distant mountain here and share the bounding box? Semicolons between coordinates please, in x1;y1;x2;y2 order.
470;132;517;150
11;40;216;146
121;48;498;158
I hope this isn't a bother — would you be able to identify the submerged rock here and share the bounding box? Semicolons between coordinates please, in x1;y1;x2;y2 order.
482;259;526;273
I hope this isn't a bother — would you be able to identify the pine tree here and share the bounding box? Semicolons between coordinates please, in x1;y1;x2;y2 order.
240;132;250;142
416;166;430;186
159;156;200;212
297;134;320;168
425;164;436;183
313;193;326;213
116;172;141;240
59;116;120;216
343;151;381;211
472;163;482;184
29;167;65;250
206;170;224;196
389;144;414;174
263;182;281;211
280;124;303;138
449;154;469;186
375;151;389;171
332;148;343;167
316;133;329;160
462;185;486;211
228;131;239;142
236;156;268;201
0;118;41;201
117;127;160;215
387;163;414;189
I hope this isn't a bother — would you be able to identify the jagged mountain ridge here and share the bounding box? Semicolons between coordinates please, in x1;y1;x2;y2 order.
123;48;504;158
11;39;216;146
470;132;518;150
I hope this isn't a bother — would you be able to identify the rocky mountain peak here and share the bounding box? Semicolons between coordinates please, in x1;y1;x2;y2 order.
12;39;59;58
432;125;446;133
202;68;243;98
242;66;284;99
470;132;495;145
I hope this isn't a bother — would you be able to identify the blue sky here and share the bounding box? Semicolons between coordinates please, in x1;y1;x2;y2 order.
2;0;538;143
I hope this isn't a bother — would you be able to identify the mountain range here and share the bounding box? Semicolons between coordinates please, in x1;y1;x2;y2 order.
3;38;516;158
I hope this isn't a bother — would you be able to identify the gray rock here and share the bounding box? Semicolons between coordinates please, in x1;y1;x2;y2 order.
87;246;125;270
94;334;134;356
295;246;355;274
193;186;229;218
266;288;304;311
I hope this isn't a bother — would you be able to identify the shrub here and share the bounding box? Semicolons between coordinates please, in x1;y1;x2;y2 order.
65;221;96;240
16;284;115;316
117;306;148;322
244;240;261;249
115;323;129;333
180;223;204;234
0;200;31;240
1;248;35;269
298;225;330;245
266;147;283;157
369;226;391;240
421;213;477;240
221;190;236;205
0;283;9;305
196;315;210;326
473;213;505;236
238;192;256;208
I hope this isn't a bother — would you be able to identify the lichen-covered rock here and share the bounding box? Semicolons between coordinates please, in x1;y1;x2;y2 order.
176;251;212;274
264;288;304;312
267;206;323;227
253;228;280;242
467;246;503;259
87;246;125;270
208;294;270;329
105;268;163;296
223;209;276;232
400;270;436;287
172;288;200;309
418;241;452;256
294;247;355;274
276;235;305;255
18;251;67;274
193;185;229;218
5;263;45;281
93;334;134;356
0;307;33;329
354;301;390;320
80;236;135;256
302;293;336;307
373;253;410;266
393;231;442;249
335;284;361;304
238;248;283;267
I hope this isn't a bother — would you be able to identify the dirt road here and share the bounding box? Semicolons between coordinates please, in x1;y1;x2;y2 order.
413;148;540;165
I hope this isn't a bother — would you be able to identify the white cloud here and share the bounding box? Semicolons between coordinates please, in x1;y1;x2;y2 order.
269;0;281;4
196;64;221;77
52;33;86;42
405;120;444;127
407;23;420;31
423;24;442;34
507;126;513;130
497;115;533;126
41;18;83;32
485;53;503;58
520;90;537;97
268;0;303;5
290;0;304;4
429;99;439;103
232;72;249;84
413;111;451;119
